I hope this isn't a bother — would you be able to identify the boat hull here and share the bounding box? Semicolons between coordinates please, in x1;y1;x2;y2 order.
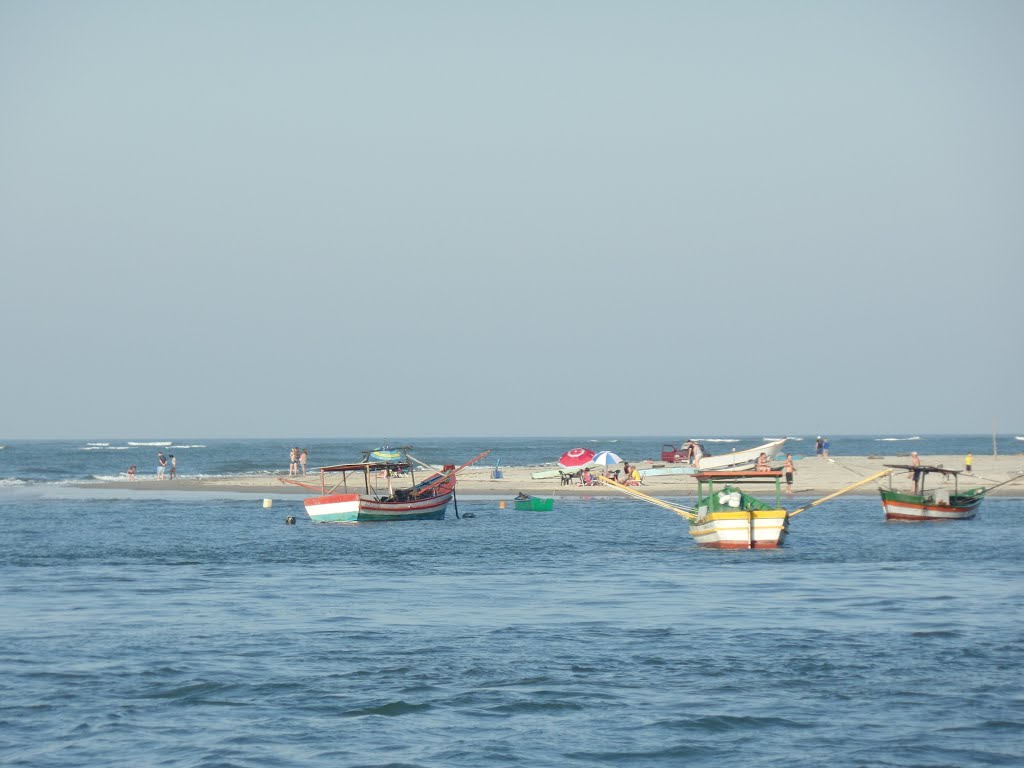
305;491;452;522
688;509;789;549
694;439;787;471
514;497;554;511
879;489;984;522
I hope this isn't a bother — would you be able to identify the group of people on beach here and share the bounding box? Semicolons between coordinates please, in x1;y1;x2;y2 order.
289;447;308;476
128;452;176;480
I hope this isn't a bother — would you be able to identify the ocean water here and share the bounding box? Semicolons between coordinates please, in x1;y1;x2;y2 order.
2;439;1023;766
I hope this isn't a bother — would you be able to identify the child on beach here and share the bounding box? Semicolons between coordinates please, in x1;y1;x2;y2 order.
300;449;308;476
169;454;176;479
128;465;136;481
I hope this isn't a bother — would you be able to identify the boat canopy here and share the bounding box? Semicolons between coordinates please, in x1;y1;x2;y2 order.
318;461;411;474
884;464;960;476
694;470;784;481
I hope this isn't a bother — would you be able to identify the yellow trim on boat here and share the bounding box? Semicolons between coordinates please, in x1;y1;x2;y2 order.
699;510;787;521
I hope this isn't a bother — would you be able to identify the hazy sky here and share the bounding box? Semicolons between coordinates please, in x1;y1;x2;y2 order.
2;1;1021;439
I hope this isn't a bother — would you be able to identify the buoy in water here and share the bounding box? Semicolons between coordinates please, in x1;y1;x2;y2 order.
285;516;296;525
263;499;273;509
499;500;507;509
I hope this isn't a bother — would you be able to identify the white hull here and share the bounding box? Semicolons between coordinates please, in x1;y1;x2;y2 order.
688;510;788;549
694;439;787;471
304;491;452;522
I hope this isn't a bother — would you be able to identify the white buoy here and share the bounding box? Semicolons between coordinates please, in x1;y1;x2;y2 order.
263;499;273;509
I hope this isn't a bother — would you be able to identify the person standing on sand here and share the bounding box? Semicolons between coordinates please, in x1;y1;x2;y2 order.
157;452;167;479
300;449;308;476
822;437;830;458
965;453;973;473
815;437;823;457
289;447;299;476
169;454;176;479
783;454;795;494
128;465;136;481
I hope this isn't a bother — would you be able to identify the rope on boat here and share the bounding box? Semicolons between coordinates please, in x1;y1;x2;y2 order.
788;469;892;518
595;476;697;520
826;457;875;479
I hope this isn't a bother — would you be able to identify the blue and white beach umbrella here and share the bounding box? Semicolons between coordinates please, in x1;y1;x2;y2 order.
591;450;623;466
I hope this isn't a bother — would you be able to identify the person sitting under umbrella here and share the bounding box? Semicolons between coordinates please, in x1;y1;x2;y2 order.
580;468;596;486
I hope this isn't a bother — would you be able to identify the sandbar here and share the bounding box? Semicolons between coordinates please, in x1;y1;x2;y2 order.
82;454;1024;498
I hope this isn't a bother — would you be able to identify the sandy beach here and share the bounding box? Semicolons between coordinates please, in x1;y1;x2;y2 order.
85;454;1024;498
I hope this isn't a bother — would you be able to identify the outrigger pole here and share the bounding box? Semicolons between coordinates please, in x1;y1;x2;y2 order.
979;473;1024;494
788;469;892;518
595;476;697;520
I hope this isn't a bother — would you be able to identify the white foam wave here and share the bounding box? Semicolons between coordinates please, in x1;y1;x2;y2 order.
876;437;920;442
87;442;110;447
700;438;740;443
1016;436;1024;441
127;441;173;446
170;444;207;449
81;445;129;451
0;478;27;487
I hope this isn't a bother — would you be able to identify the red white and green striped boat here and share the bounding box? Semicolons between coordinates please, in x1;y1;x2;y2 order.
880;464;985;521
281;449;489;523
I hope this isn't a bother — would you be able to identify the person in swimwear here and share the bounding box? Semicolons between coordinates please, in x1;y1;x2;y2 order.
755;452;771;472
783;454;795;493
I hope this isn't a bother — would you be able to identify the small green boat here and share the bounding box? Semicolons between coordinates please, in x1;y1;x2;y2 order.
513;496;554;511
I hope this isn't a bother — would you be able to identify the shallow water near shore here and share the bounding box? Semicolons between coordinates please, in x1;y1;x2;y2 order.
2;491;1023;766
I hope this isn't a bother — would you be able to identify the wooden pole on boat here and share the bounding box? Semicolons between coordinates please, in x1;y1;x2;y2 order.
981;473;1024;493
788;469;892;518
595;476;697;520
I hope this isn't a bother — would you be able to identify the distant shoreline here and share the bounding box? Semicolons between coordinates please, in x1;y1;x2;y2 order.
78;454;1024;498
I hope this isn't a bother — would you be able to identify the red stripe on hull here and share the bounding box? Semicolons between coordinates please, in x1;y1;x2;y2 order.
882;500;978;521
696;541;782;549
305;493;360;507
885;511;976;521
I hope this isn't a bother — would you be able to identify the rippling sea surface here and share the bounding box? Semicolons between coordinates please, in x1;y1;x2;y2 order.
2;487;1023;767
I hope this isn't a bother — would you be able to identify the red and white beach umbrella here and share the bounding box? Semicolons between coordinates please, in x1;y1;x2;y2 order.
558;447;596;468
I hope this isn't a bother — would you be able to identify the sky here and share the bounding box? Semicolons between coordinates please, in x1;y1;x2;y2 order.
1;1;1021;440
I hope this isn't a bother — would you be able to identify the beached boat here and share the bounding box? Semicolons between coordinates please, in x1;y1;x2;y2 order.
693;439;787;471
513;496;554;511
598;468;889;550
661;439;787;470
880;463;985;521
281;449;489;522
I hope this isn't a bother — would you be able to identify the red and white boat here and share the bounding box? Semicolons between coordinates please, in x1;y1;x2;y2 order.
281;448;488;522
